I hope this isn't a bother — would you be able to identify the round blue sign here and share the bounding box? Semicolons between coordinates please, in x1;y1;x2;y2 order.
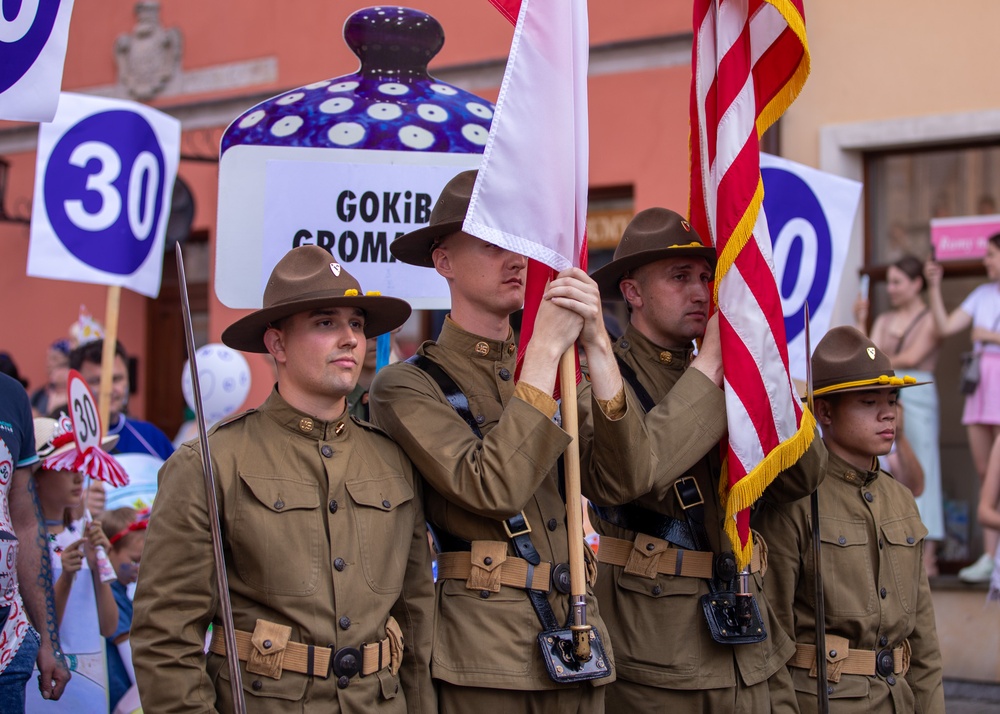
0;0;62;93
762;166;832;343
43;109;167;275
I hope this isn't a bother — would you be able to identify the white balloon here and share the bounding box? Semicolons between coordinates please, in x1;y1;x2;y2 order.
181;344;252;426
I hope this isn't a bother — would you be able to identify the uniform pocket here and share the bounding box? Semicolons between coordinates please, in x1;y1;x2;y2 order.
818;517;876;617
882;515;928;613
346;475;415;594
234;473;322;596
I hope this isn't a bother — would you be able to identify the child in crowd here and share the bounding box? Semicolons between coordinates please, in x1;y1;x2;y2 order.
26;417;120;713
101;507;147;713
754;327;944;713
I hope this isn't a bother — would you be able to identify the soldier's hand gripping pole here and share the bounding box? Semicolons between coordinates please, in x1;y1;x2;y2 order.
804;304;829;714
559;347;592;662
177;246;248;714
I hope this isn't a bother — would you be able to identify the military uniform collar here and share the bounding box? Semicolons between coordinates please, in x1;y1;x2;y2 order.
616;324;695;370
827;449;880;487
437;315;518;362
261;388;352;441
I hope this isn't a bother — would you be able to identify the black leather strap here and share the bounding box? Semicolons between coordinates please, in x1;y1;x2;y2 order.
615;355;656;414
591;503;697;551
406;353;559;632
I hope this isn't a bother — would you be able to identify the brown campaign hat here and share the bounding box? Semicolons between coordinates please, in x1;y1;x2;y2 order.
222;246;412;353
810;326;926;398
590;207;717;300
390;169;477;267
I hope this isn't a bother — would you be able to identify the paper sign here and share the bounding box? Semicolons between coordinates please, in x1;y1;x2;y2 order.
0;0;75;122
930;214;1000;261
67;369;101;454
217;146;479;310
27;93;181;298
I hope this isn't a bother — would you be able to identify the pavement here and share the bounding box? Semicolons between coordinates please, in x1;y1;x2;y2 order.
946;679;1000;713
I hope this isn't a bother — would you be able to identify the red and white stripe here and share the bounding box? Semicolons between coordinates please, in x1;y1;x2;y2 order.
690;0;814;568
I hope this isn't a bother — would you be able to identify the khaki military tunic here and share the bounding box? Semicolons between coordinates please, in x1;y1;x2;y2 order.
753;449;945;713
131;390;436;713
591;325;824;708
368;318;652;697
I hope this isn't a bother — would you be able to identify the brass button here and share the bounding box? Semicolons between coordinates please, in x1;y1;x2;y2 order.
335;421;346;435
475;341;490;356
321;445;334;458
299;418;314;432
659;351;673;364
507;344;515;355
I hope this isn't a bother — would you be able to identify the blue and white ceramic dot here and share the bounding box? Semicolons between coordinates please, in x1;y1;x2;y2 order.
221;6;495;155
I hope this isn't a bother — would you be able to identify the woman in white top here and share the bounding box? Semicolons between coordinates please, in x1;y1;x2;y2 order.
926;233;1000;582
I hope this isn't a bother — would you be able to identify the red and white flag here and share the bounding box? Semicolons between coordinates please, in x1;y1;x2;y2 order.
465;0;588;273
473;0;590;386
690;0;816;568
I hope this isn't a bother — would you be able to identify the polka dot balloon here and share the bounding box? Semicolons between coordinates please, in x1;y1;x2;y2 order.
221;7;495;155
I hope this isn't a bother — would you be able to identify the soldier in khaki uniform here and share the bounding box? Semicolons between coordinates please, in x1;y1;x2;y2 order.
753;327;945;713
587;208;824;712
369;170;652;713
131;247;436;713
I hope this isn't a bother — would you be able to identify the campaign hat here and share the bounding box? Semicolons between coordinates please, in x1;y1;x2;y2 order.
590;207;717;299
390;169;477;267
222;246;412;353
34;416;119;460
810;326;926;398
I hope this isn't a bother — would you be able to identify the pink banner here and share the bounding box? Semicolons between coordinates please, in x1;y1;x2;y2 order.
930;214;1000;260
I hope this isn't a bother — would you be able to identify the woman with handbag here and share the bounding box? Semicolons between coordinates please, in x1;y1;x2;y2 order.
926;233;1000;582
856;254;944;576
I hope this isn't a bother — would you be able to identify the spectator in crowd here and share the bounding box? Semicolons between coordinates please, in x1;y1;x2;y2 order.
26;417;119;712
101;507;147;713
29;340;71;418
68;340;174;461
925;234;1000;582
856;254;943;575
0;374;69;711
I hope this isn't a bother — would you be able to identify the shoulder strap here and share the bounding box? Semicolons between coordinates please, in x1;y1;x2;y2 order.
406;354;482;438
615;354;656;413
895;307;930;354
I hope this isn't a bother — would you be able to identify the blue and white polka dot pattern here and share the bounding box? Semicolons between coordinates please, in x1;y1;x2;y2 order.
221;7;494;155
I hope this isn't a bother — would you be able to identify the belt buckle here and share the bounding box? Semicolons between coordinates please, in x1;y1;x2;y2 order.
875;648;894;677
503;511;532;538
673;477;704;510
332;646;363;679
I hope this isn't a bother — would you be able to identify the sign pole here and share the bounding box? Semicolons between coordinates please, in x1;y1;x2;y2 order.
98;285;122;431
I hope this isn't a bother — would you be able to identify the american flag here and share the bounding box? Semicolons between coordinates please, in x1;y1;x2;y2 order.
690;0;816;569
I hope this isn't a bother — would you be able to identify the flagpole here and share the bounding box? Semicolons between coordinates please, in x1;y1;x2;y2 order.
559;345;591;661
98;285;121;431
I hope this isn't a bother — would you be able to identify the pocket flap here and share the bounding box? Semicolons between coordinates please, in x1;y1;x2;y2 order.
251;619;291;655
819;517;868;548
824;634;850;663
239;474;320;513
346;475;414;511
881;516;928;547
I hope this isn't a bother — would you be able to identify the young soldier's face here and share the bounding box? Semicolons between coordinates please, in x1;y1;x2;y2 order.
818;389;898;469
269;307;367;401
433;232;527;317
621;257;712;349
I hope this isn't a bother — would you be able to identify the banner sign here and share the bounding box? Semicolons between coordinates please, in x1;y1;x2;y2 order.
0;0;75;122
217;146;478;309
27;93;181;298
760;153;861;382
930;213;1000;261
